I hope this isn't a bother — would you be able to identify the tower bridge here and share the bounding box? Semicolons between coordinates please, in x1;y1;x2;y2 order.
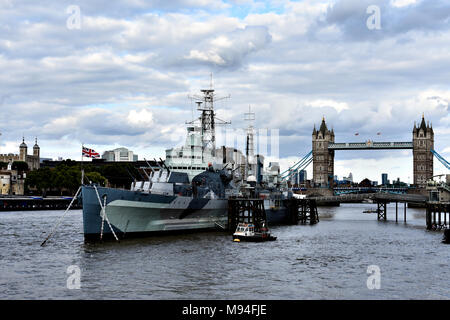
328;141;413;150
312;115;434;188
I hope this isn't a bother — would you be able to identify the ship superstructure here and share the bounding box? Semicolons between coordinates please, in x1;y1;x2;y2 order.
164;88;241;181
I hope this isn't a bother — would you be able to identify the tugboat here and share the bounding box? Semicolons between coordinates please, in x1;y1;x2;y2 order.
232;222;277;242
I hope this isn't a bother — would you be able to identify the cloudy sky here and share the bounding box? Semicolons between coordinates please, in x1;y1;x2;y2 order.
0;0;449;183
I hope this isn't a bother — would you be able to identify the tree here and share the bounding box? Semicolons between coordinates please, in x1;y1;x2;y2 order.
12;161;29;171
85;172;107;186
98;163;136;188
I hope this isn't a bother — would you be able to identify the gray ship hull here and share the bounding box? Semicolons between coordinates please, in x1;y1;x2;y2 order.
82;185;229;241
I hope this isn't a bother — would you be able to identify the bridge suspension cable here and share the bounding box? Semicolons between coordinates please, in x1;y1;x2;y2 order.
281;151;313;181
281;158;313;180
280;154;312;179
431;149;450;170
280;150;312;176
281;157;313;181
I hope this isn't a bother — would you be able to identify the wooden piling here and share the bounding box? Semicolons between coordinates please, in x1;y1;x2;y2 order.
228;198;266;233
426;203;450;230
377;201;387;221
404;202;406;222
283;199;319;225
395;202;398;223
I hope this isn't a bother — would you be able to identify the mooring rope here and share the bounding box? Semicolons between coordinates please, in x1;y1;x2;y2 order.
40;186;82;247
93;185;119;242
100;194;106;240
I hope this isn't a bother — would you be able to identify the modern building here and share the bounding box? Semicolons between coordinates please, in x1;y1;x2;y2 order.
427;174;450;202
299;169;307;183
381;173;388;186
102;147;138;162
291;171;299;185
343;172;353;183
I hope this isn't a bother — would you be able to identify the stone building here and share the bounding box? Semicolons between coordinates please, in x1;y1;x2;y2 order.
0;137;40;170
0;169;25;195
310;114;435;189
412;115;434;187
312;117;335;187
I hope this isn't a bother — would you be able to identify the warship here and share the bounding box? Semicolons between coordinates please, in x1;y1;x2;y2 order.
81;87;291;241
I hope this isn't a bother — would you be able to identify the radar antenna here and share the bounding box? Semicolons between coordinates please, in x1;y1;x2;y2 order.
187;79;231;159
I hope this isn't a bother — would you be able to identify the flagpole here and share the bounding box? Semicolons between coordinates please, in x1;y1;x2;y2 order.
81;143;84;185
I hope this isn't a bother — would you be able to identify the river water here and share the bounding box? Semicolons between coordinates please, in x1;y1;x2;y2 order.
1;203;449;300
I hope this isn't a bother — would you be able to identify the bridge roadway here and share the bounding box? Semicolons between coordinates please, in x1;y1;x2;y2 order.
310;192;428;204
328;141;413;150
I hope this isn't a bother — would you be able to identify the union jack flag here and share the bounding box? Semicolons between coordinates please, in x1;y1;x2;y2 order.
82;146;100;158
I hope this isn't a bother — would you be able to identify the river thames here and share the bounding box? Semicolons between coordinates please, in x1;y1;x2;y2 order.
1;203;449;300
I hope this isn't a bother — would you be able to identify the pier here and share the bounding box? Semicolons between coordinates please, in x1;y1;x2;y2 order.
228;198;320;232
285;198;319;225
310;193;428;222
227;198;266;233
426;203;450;230
0;196;81;211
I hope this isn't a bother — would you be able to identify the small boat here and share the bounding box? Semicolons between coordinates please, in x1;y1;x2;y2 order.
363;209;377;214
232;222;277;242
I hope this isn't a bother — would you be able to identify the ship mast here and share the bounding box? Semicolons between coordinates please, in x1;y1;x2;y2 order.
245;105;256;179
187;79;230;160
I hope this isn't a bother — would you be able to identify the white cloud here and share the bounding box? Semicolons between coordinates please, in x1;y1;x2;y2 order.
127;109;154;127
185;49;226;65
390;0;418;8
0;0;449;182
308;99;349;113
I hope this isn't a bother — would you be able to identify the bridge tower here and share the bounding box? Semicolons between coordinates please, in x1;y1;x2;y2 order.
312;117;335;187
413;114;434;187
